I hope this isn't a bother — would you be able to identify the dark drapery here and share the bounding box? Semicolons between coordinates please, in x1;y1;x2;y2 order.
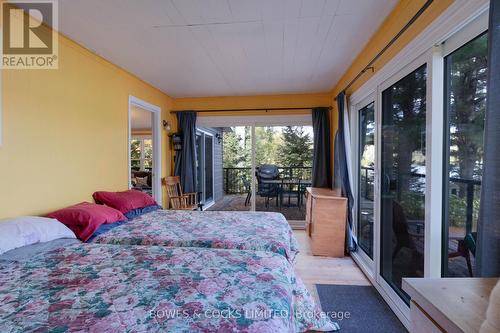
174;112;197;193
334;92;356;252
312;107;332;188
476;0;500;277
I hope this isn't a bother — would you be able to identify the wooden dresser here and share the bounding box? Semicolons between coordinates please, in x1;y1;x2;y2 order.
305;187;347;257
402;278;498;333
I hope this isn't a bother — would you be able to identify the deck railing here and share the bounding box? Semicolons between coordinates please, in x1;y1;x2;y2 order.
223;166;312;194
359;166;481;233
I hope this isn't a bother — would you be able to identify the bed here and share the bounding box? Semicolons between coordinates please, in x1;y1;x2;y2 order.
0;240;337;332
89;209;300;263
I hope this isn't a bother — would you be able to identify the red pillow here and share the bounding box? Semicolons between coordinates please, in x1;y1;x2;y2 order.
93;190;157;215
47;202;126;241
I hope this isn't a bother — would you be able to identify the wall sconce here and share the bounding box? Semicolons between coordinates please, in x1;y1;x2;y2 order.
215;133;222;144
162;120;172;133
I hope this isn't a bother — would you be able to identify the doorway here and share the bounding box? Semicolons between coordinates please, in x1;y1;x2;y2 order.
197;115;313;226
128;96;162;204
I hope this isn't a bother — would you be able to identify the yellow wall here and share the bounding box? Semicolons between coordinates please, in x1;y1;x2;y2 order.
173;93;332;117
0;31;175;218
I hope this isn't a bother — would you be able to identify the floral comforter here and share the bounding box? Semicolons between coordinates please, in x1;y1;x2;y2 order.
0;244;337;332
91;210;300;263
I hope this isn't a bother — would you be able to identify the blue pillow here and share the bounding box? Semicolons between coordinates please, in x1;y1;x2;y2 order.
86;220;128;242
124;204;162;220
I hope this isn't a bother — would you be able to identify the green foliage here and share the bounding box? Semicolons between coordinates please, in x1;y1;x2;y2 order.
130;139;141;160
276;126;313;168
255;127;279;166
399;192;425;220
222;126;313;169
222;131;243;168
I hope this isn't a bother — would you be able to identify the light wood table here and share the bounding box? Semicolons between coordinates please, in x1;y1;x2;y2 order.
402;278;498;333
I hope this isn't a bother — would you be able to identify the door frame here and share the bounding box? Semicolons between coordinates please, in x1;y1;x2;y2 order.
351;93;377;278
196;128;216;209
128;95;162;204
197;114;313;220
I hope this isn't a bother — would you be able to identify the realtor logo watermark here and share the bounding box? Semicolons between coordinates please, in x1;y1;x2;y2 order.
2;0;58;69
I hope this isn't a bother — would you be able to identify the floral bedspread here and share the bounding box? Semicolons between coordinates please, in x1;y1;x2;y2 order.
91;210;300;262
0;244;337;332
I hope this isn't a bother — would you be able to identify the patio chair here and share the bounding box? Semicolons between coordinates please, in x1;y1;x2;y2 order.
449;232;477;277
256;165;280;208
162;176;201;210
242;175;252;206
280;179;302;208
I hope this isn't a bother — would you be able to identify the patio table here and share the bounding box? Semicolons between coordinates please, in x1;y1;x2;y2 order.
260;179;312;208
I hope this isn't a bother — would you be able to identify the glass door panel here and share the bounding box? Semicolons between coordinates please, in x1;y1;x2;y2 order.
254;126;313;221
442;33;487;277
381;64;427;303
195;131;214;206
358;102;375;259
196;133;203;195
205;135;214;203
216;126;252;211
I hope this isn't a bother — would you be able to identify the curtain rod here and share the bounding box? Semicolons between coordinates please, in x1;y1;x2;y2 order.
334;0;434;100
170;106;331;114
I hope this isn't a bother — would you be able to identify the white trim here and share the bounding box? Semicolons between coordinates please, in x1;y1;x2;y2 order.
425;45;445;278
442;10;489;57
196;114;312;128
128;95;162;205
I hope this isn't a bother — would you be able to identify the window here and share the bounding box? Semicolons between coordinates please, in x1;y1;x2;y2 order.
358;102;375;259
442;33;487;277
381;64;427;304
130;137;153;171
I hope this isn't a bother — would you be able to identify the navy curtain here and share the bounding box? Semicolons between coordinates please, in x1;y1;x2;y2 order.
476;0;500;277
312;107;332;188
174;112;197;193
334;92;356;252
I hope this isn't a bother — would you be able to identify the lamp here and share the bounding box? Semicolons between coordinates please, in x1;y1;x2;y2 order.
215;133;222;144
162;120;171;132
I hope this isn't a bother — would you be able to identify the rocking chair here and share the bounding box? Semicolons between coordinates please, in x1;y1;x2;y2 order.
162;176;200;210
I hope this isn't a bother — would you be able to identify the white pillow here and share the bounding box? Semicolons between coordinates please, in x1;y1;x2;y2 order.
0;216;76;254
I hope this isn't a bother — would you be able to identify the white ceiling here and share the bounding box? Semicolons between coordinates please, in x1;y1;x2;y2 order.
131;106;152;130
58;0;397;97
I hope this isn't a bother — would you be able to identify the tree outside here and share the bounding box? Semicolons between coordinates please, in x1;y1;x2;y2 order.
222;126;313;169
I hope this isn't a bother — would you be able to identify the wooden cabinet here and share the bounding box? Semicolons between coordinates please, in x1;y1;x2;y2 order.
403;278;498;333
305;187;347;257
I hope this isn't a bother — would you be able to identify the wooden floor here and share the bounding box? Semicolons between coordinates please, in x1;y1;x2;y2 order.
293;230;371;303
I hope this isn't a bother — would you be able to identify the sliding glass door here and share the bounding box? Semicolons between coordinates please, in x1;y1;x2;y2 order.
348;8;489;323
196;116;313;222
357;102;375;259
196;130;215;207
442;33;488;277
380;64;427;303
254;125;313;222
